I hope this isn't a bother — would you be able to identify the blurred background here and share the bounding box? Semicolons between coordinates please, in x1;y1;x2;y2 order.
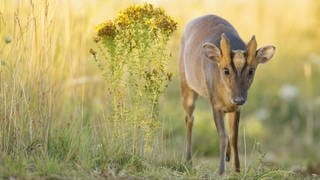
1;0;320;177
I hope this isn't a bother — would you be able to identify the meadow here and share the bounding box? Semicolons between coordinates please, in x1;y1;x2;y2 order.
1;0;320;179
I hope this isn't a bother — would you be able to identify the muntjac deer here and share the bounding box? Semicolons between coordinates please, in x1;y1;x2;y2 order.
179;15;275;175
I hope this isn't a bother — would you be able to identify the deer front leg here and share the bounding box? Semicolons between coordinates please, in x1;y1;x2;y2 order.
212;110;228;175
228;110;240;172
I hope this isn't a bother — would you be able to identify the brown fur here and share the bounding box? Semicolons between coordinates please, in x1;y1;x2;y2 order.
179;14;275;175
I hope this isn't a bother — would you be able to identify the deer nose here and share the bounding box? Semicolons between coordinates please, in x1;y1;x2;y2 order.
233;97;246;105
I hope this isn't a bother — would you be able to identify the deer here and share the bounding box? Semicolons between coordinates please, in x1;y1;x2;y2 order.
179;14;276;175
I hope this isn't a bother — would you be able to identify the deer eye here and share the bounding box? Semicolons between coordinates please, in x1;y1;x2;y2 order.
223;68;230;76
248;68;255;77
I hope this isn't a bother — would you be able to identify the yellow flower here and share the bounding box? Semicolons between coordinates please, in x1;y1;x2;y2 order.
95;3;177;39
96;21;116;38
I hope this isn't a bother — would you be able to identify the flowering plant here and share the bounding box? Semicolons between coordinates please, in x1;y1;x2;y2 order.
92;3;177;156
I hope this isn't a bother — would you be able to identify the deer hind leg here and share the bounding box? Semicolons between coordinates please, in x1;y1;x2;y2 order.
181;82;198;164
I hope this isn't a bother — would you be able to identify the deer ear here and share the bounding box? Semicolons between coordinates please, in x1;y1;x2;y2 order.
202;42;221;62
247;35;257;64
220;33;231;57
256;45;276;64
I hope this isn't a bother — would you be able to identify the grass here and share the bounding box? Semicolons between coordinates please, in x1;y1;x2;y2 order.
1;0;320;179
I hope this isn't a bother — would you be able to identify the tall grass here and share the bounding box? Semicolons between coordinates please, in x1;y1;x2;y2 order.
0;0;109;176
1;0;58;154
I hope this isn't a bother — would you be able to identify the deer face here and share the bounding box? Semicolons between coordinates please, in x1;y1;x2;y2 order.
202;34;275;106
